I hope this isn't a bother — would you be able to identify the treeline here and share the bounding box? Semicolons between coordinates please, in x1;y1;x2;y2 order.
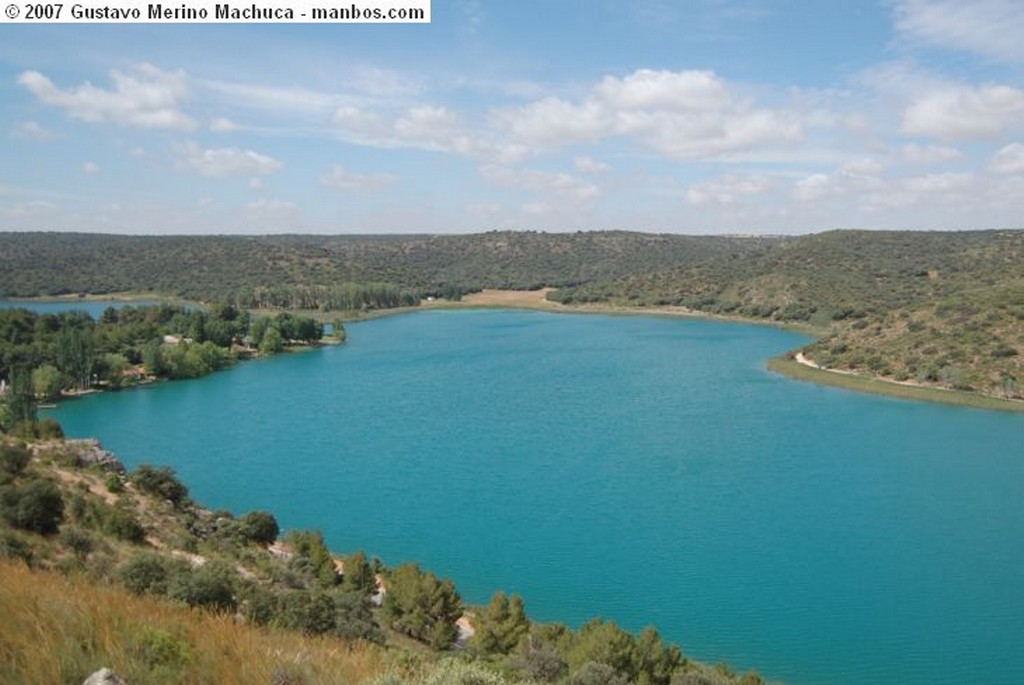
0;436;767;685
0;231;772;302
238;283;422;312
0;304;329;436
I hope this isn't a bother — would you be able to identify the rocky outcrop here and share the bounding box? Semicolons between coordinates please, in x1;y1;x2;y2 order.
82;668;127;685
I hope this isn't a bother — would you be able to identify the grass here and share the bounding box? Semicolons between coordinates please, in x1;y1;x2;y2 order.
0;558;389;685
767;357;1024;412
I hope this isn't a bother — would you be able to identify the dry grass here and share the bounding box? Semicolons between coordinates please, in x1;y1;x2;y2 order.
0;558;389;685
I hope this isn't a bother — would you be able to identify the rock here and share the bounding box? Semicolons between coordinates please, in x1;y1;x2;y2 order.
69;439;126;473
82;668;127;685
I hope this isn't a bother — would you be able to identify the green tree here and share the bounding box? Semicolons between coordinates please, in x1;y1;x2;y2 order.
471;591;530;655
382;562;462;649
333;590;385;644
3;366;37;432
55;326;95;389
168;562;237;612
340;549;377;596
239;510;279;545
31;364;63;399
259;326;283;354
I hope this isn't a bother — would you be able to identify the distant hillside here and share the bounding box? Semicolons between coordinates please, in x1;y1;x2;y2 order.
547;229;1024;402
0;231;774;301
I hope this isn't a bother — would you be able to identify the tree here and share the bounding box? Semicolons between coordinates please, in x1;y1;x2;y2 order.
31;364;63;399
168;562;236;612
239;510;279;545
55;326;95;389
471;591;530;655
340;549;377;596
333;590;385;643
382;562;462;649
3;366;37;432
259;326;283;354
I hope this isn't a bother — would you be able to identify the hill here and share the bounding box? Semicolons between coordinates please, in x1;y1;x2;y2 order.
0;435;767;685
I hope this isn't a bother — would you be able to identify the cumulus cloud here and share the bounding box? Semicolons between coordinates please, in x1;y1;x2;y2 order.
332;104;528;165
687;174;772;205
10;120;54;140
793;173;834;202
893;0;1024;64
901;83;1024;139
210;117;239;132
988;143;1024;174
178;141;282;177
479;164;599;201
900;143;963;164
321;165;397;191
493;68;802;159
574;156;611;174
18;64;196;130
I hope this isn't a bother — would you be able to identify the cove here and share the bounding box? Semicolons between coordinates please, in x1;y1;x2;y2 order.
48;309;1024;685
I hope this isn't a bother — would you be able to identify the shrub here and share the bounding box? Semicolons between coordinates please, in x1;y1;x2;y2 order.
0;478;64;534
36;418;64;440
278;590;336;635
102;505;146;543
0;442;30;475
0;530;33;564
131;464;189;507
168;562;237;612
120;553;178;596
239;510;279;545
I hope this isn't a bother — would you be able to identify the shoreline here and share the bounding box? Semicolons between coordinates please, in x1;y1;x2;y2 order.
13;290;1020;413
768;356;1024;413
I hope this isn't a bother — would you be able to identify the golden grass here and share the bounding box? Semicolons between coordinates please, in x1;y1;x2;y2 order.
0;558;388;685
768;357;1024;412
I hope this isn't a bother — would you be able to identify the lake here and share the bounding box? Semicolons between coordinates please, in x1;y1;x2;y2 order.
47;309;1024;685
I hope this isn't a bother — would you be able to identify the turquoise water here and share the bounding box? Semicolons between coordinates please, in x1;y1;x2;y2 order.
48;310;1024;685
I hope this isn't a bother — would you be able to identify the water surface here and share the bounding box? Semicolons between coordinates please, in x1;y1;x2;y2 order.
49;310;1024;685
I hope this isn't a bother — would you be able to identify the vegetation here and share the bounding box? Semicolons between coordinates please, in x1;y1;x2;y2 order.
3;228;1023;403
0;432;766;685
0;303;327;423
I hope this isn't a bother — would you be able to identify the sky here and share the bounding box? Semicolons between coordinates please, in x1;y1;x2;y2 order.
1;0;1023;235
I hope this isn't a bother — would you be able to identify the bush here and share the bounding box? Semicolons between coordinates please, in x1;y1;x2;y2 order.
0;478;64;534
278;590;336;635
239;510;279;545
102;505;146;543
0;442;30;475
120;553;179;596
333;591;385;644
168;562;237;612
0;530;32;564
131;464;189;507
36;418;64;440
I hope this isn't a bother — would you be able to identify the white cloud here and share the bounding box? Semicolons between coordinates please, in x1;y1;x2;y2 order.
332;104;528;165
574;156;611;174
10;120;54;140
901;84;1024;139
321;165;397;191
248;177;265;190
493;68;802;160
178;141;282;177
794;173;834;202
210;117;239;132
81;161;101;175
246;199;296;211
988;143;1024;174
893;0;1024;64
18;64;196;131
900;143;963;164
479;165;598;201
595;69;731;111
687;174;772;206
839;158;884;177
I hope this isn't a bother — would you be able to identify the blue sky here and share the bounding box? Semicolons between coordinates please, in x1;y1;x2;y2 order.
1;0;1023;234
